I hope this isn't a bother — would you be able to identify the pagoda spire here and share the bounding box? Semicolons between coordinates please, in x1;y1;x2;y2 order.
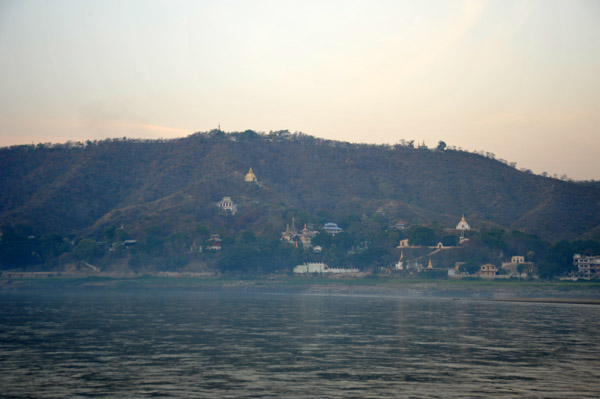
244;167;258;183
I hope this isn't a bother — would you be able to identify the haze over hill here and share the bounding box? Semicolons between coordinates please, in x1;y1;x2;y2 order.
1;130;599;244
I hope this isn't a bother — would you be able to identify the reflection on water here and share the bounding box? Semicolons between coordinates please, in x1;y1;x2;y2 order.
1;290;599;398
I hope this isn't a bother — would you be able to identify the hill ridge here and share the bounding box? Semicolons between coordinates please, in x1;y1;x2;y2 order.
1;131;599;242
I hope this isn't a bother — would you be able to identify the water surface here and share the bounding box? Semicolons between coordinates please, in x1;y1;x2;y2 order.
1;289;599;398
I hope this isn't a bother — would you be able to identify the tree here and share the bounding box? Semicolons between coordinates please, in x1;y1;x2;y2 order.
441;235;459;247
195;224;210;240
332;232;354;251
479;228;506;250
537;240;575;279
73;238;100;261
407;226;437;246
459;261;480;275
436;141;447;151
236;230;256;245
348;247;390;269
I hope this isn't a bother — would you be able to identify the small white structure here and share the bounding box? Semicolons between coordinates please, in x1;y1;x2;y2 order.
456;215;470;231
511;256;525;264
392;221;407;230
217;197;237;215
293;262;359;274
294;262;327;274
395;251;404;270
456;215;470;239
397;239;410;248
323;222;343;235
326;267;360;274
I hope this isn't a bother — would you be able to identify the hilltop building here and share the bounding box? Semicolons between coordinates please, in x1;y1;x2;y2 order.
397;239;410;248
282;218;318;248
299;224;318;248
281;217;298;242
244;167;258;183
217;196;237;215
323;222;343;235
206;234;222;251
456;215;470;241
456;215;470;231
392;221;407;230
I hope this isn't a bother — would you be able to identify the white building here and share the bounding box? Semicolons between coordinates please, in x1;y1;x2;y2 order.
456;215;470;231
456;215;470;240
293;262;359;274
294;262;327;273
323;222;343;235
217;197;237;215
574;254;600;279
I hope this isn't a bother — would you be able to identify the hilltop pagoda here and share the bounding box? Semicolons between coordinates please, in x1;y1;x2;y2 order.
244;167;258;183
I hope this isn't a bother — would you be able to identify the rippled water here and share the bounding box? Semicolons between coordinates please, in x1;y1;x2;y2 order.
1;289;599;398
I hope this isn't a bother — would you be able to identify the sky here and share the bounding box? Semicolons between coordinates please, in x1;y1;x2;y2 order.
0;0;599;180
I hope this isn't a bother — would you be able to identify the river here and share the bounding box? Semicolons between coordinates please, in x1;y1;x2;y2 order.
1;289;599;398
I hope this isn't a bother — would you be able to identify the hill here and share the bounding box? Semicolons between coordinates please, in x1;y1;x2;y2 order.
1;130;599;244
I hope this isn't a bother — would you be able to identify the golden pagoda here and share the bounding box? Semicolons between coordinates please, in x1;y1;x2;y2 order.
427;258;433;269
244;167;258;183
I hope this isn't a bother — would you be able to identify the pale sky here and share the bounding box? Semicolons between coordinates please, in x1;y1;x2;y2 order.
1;0;599;180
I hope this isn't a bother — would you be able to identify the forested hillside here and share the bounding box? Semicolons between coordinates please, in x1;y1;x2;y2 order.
1;130;598;242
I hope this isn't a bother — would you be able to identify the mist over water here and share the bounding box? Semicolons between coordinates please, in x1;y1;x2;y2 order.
1;289;599;398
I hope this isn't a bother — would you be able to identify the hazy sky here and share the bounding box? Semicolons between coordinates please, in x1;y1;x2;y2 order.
1;0;599;180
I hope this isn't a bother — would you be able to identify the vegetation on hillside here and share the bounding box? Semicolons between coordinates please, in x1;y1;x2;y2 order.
1;130;599;278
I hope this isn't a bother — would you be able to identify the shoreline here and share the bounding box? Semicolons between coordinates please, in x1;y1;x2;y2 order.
2;275;600;304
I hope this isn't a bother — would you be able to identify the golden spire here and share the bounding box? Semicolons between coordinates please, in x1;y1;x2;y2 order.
461;214;466;222
400;250;404;260
427;258;433;269
244;167;257;182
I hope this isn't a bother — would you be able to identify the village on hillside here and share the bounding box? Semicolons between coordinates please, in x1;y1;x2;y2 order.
1;166;599;281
